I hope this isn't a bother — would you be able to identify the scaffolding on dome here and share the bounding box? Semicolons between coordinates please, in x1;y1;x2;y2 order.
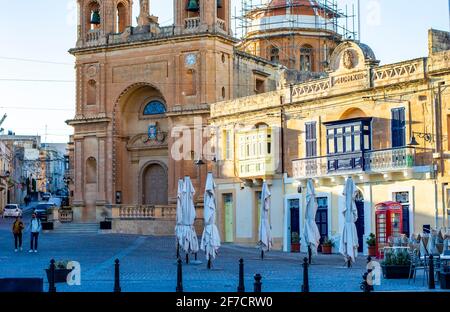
234;0;359;41
232;0;360;74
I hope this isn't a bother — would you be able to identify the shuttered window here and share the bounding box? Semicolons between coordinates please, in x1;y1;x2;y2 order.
305;122;317;157
391;108;406;148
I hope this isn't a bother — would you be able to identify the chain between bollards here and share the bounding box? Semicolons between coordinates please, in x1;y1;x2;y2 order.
429;255;435;290
48;259;56;293
114;259;121;292
253;274;262;292
301;257;309;292
176;258;183;292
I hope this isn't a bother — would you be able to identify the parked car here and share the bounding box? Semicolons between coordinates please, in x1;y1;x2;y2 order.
2;204;22;218
41;192;51;201
34;203;56;221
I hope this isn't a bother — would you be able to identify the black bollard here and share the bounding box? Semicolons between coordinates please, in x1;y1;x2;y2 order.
114;259;121;292
48;259;56;293
301;257;310;292
308;246;312;264
429;255;435;289
253;274;262;292
237;258;245;292
176;258;183;292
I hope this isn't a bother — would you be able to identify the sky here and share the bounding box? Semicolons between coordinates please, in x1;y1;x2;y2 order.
0;0;449;143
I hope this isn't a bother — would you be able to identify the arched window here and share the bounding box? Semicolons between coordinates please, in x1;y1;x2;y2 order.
300;45;313;72
116;2;127;33
87;1;101;31
143;100;166;116
269;46;280;63
86;80;96;105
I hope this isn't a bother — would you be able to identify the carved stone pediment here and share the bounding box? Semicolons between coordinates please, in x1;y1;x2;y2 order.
127;132;168;151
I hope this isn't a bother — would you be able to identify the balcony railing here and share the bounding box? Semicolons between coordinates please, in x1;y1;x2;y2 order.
111;205;177;220
185;17;200;30
292;147;432;179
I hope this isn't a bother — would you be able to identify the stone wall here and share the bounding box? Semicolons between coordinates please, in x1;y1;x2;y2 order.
112;218;204;236
429;29;450;54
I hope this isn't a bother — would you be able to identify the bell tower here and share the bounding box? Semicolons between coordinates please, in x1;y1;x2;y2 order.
76;0;133;47
174;0;231;36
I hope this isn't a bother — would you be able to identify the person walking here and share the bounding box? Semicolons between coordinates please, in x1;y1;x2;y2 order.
12;216;24;252
28;213;42;253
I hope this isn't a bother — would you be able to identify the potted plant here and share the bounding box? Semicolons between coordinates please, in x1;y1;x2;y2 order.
45;261;73;284
321;237;334;254
291;232;300;253
99;210;112;230
440;265;450;289
381;248;411;279
367;233;377;257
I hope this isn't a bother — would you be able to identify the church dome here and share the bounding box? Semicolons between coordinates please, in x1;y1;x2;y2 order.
245;0;340;35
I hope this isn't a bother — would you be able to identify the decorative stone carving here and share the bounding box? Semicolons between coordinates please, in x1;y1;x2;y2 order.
343;50;355;70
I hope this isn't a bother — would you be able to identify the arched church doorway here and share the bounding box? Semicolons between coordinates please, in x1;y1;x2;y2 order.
142;163;168;205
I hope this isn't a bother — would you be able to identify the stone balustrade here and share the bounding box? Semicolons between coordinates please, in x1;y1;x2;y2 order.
185;17;200;30
112;205;177;220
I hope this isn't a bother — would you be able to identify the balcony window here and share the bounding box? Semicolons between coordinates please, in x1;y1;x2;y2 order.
391;108;406;148
325;118;372;155
305;122;317;157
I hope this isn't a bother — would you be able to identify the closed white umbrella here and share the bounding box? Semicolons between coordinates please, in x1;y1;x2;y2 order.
304;179;321;262
258;182;272;259
339;177;359;267
175;178;184;258
180;176;199;258
200;172;221;268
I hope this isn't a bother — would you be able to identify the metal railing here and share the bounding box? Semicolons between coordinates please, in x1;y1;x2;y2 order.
292;147;432;179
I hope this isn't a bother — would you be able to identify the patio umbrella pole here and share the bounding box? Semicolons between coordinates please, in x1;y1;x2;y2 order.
176;242;180;259
186;253;189;264
261;250;264;260
207;258;211;270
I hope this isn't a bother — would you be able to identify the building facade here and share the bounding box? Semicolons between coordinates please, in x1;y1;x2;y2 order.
67;0;312;222
210;29;450;253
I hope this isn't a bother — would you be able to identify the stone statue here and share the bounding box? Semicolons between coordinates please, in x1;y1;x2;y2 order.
137;0;158;27
140;0;149;15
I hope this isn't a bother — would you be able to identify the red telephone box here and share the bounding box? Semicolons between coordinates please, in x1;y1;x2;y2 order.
375;202;403;258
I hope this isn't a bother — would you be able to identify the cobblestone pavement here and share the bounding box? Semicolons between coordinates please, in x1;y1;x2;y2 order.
0;218;447;292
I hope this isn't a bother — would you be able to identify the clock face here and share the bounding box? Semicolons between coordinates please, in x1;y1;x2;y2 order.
185;54;197;66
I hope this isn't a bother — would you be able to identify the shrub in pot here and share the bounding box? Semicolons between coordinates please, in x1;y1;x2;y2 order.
291;232;300;253
321;237;334;254
381;248;411;279
366;233;377;257
45;261;73;284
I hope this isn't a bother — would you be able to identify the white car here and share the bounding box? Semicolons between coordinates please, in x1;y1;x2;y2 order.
2;204;22;218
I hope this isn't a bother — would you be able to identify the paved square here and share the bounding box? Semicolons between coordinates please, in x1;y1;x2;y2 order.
0;216;446;292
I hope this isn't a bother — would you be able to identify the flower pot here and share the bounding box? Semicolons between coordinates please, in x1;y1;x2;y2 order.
440;272;450;289
45;268;73;284
291;243;300;253
100;221;112;230
381;265;411;279
368;246;377;257
321;246;332;254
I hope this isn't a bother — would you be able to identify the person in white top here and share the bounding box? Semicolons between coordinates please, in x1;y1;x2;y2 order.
28;213;42;253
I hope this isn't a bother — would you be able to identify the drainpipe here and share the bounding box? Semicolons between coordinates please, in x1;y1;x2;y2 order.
435;180;439;229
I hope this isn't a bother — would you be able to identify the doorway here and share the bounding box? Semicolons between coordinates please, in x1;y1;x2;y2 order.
142;163;168;205
316;196;329;252
355;191;365;253
288;198;300;252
